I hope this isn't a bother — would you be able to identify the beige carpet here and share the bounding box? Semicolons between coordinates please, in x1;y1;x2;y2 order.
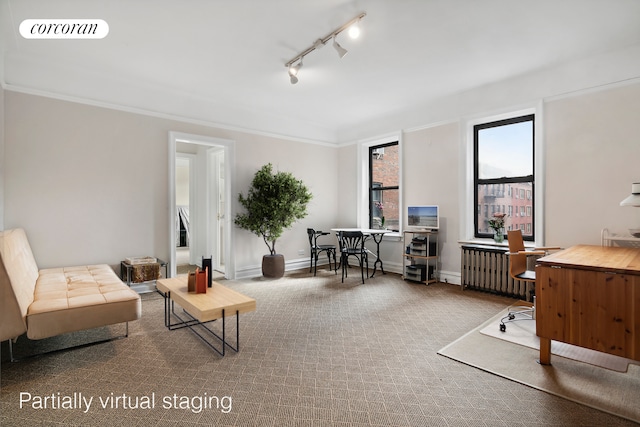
3;274;638;426
438;306;640;424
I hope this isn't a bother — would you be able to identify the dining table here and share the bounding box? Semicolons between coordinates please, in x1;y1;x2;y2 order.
331;228;390;278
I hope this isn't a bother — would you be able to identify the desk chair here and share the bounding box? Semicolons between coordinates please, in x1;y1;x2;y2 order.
500;230;560;332
307;228;337;276
338;231;368;284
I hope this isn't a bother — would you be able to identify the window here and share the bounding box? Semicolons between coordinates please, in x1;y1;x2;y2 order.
474;114;534;240
369;142;399;230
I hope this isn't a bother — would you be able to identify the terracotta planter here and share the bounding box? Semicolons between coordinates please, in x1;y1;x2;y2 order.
262;254;285;278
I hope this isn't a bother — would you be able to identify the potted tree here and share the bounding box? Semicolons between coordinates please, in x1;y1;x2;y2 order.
234;163;312;278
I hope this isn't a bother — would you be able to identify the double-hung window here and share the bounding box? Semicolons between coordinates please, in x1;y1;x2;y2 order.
474;114;535;240
369;142;399;231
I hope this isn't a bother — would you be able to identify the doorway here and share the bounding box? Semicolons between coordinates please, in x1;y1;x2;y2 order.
168;132;236;279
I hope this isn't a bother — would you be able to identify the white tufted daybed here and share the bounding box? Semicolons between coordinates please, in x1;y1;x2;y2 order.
0;228;141;361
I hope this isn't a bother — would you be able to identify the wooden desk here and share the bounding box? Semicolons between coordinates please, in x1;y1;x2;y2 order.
535;245;640;365
156;277;256;356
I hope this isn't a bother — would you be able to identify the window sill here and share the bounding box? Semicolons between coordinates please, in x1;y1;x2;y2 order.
381;231;402;241
458;238;536;249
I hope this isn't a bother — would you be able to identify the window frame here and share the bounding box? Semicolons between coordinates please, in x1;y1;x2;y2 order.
368;141;399;230
473;113;536;241
357;134;402;235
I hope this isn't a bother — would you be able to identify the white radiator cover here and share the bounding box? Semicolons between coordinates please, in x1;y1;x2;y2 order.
460;244;535;301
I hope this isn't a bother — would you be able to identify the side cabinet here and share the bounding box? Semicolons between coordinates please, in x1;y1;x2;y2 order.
536;264;640;361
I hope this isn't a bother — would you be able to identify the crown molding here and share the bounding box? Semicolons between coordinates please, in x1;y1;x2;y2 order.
4;84;339;148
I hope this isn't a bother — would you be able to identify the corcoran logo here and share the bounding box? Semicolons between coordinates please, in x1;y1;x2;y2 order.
19;19;109;39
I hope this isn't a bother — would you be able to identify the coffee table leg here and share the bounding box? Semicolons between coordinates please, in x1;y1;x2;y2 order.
218;310;241;354
162;303;241;357
164;291;170;328
221;309;225;356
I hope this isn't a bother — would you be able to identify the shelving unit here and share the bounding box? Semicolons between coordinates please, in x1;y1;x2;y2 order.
403;230;438;284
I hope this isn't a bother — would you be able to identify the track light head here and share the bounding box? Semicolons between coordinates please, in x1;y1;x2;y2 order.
289;63;301;76
332;36;348;58
288;58;303;84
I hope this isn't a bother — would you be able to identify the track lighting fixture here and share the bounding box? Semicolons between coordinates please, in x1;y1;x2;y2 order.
284;12;366;84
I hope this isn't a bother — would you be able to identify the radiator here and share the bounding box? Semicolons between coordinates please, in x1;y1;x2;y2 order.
461;244;534;301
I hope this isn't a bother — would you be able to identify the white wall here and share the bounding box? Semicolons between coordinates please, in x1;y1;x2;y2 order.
544;83;640;246
3;81;639;280
3;91;339;274
335;81;640;283
403;123;460;278
5;93;169;268
232;132;339;276
335;144;358;227
0;85;4;229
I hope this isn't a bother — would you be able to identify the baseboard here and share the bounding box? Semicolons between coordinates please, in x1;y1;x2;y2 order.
438;270;461;286
237;256;380;279
236;259;462;284
235;257;312;279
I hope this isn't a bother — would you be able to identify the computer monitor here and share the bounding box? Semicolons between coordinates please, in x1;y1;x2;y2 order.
407;205;439;230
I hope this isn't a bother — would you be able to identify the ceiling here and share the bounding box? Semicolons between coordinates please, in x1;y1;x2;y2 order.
2;0;640;143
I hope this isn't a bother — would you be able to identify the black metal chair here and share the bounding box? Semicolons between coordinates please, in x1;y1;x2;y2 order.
307;228;337;276
338;231;368;284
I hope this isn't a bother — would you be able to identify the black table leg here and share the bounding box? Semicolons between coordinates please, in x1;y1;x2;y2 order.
370;233;386;278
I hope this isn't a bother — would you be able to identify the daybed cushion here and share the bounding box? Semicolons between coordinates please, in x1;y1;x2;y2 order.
27;265;141;340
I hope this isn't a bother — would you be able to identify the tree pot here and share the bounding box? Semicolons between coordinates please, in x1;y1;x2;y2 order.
262;254;285;278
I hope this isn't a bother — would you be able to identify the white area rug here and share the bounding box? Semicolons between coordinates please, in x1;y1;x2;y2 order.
479;305;639;373
438;306;640;424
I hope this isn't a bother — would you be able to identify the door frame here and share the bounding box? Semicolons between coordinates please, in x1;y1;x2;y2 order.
208;147;226;270
168;131;236;279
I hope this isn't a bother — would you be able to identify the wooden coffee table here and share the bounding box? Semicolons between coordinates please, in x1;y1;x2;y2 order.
156;277;256;356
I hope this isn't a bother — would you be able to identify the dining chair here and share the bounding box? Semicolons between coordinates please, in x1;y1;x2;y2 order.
307;228;337;276
500;229;560;331
338;231;368;284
